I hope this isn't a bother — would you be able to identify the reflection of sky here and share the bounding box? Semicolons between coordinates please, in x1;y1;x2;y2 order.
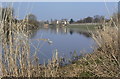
30;28;95;64
2;2;117;21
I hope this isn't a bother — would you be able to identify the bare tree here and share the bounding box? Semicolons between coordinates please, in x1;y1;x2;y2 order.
25;13;37;21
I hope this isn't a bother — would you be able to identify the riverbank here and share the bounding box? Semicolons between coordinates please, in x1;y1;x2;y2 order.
57;26;119;77
67;24;100;31
58;48;119;77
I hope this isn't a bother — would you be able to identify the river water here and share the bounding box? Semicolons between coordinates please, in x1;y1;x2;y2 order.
30;27;95;64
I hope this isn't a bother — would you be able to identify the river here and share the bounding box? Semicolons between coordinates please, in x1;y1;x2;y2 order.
30;27;95;64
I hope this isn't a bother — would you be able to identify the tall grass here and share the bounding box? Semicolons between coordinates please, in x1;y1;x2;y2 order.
0;6;60;77
91;21;119;77
0;6;31;77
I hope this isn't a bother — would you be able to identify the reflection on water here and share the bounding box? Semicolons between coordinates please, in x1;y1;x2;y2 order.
30;27;94;64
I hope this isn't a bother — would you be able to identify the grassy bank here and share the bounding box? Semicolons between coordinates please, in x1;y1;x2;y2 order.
67;24;99;31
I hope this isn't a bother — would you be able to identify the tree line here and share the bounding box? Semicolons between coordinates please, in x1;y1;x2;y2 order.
69;15;107;24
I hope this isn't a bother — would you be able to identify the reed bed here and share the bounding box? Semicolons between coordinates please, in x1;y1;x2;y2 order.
0;6;60;77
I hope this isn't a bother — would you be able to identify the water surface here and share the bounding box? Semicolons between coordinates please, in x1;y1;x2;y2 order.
30;27;94;64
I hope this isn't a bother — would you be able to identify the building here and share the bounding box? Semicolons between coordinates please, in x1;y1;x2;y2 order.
50;19;69;27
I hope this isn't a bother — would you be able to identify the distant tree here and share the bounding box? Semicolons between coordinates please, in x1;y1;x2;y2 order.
79;20;83;23
83;17;93;23
44;20;49;24
76;19;83;23
25;14;37;21
50;19;53;23
69;19;74;24
76;15;105;23
25;14;39;27
93;15;105;23
93;15;100;23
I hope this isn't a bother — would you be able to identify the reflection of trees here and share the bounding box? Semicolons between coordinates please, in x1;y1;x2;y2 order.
29;26;92;39
69;29;92;38
69;30;73;35
78;31;91;38
29;28;40;38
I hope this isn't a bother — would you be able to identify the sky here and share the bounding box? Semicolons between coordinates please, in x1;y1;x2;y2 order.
2;2;118;21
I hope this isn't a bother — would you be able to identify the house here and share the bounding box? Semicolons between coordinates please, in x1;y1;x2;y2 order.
50;19;69;27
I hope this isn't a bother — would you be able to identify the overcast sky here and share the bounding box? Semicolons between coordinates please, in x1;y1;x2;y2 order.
2;2;118;21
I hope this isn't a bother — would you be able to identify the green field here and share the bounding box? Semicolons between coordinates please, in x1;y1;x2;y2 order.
67;24;99;31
